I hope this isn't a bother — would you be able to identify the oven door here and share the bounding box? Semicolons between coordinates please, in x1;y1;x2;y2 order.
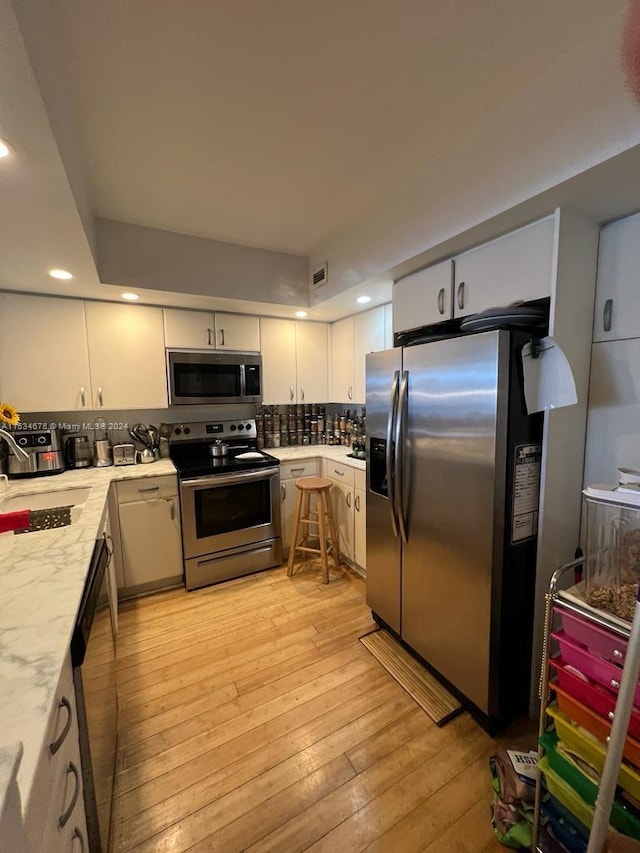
168;350;262;405
180;467;281;559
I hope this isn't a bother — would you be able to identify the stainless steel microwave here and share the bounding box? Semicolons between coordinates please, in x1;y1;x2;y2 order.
167;350;262;405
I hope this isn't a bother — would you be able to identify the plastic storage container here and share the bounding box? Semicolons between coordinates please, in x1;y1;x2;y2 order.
583;486;640;621
556;606;629;665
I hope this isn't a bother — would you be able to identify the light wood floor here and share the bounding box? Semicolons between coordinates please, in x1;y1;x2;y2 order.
110;563;533;852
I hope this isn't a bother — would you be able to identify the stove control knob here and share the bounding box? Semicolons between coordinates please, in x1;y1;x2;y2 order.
230;425;236;431
184;427;191;435
174;428;182;435
238;424;244;431
245;424;252;431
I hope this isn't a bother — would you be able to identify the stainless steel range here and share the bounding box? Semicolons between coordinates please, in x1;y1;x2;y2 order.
169;419;282;591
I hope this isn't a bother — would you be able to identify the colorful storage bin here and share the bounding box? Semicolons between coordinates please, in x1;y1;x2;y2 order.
556;606;629;666
552;630;640;706
546;705;640;801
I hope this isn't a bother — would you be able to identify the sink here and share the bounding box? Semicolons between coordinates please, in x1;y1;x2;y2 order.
0;487;91;513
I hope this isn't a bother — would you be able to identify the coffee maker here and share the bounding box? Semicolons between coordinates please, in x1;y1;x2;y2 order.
65;435;94;469
7;427;65;478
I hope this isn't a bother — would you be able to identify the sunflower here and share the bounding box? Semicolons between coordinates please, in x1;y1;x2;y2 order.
0;402;20;426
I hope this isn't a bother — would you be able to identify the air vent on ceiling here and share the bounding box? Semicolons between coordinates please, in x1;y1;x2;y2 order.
310;261;328;291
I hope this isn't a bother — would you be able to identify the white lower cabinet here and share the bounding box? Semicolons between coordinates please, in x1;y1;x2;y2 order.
279;459;319;553
24;652;87;853
322;459;356;564
117;475;183;591
354;487;366;570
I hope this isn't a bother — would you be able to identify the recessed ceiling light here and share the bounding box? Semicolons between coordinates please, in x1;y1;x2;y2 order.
356;295;371;304
48;268;73;280
121;293;139;301
295;310;308;318
0;139;10;158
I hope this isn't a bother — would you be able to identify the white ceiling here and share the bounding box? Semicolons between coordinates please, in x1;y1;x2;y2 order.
1;0;638;321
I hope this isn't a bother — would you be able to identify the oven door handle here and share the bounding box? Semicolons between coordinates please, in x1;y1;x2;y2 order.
181;468;279;489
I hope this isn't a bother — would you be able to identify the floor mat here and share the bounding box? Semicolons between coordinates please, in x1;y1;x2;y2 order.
360;628;462;726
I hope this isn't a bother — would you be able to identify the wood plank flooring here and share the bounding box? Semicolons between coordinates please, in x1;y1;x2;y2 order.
111;563;533;852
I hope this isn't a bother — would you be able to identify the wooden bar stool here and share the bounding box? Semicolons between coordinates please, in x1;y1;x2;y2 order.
286;476;340;584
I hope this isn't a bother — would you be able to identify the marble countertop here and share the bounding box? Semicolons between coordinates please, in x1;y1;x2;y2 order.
0;447;363;816
269;445;366;471
0;459;176;814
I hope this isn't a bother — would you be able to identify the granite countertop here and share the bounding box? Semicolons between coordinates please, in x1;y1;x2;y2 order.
0;446;363;817
0;459;176;814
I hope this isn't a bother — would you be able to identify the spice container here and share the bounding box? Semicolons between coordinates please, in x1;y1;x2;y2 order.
583;485;640;621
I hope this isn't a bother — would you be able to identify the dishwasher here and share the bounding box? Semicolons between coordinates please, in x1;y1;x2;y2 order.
71;533;117;853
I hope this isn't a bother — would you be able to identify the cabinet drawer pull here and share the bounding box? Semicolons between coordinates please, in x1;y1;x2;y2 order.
333;469;345;477
139;485;160;493
50;696;72;755
281;483;286;500
207;327;213;346
437;287;445;315
603;298;613;332
80;387;86;407
220;328;225;347
290;467;305;474
355;494;360;511
346;492;352;508
608;711;615;721
611;679;620;690
72;826;85;852
59;762;81;828
456;282;465;310
613;648;624;660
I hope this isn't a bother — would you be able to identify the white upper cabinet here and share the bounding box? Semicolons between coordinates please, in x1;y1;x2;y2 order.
85;302;168;409
593;212;640;343
393;260;453;334
164;309;259;351
0;294;92;412
164;309;215;348
453;217;555;318
354;307;386;404
331;316;355;403
213;313;260;351
260;318;297;404
296;322;329;402
260;318;329;404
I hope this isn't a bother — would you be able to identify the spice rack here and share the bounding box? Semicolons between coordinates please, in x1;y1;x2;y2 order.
534;560;640;852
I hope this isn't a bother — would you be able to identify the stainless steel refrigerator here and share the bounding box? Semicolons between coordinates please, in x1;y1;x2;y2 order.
366;329;543;731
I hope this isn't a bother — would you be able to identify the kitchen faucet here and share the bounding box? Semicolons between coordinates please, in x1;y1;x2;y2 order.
0;428;29;462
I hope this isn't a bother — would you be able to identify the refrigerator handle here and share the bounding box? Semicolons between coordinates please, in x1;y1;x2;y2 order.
386;370;400;538
394;370;409;543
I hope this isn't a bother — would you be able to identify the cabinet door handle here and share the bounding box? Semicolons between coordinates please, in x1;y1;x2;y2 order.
300;386;305;401
59;761;81;828
611;679;620;690
207;328;213;346
346;492;352;508
333;469;345;477
437;287;445;315
97;387;103;406
290;467;305;474
72;826;85;852
456;282;465;310
290;385;294;401
139;485;160;493
50;696;72;755
603;298;613;332
80;387;86;407
281;483;286;500
165;498;176;520
613;648;624;660
348;386;353;400
355;494;360;511
219;328;225;347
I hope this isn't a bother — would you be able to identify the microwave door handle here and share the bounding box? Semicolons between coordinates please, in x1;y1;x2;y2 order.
394;370;409;543
240;364;247;398
387;370;400;539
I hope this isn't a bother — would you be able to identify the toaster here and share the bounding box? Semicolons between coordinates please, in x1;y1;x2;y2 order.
113;444;137;466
